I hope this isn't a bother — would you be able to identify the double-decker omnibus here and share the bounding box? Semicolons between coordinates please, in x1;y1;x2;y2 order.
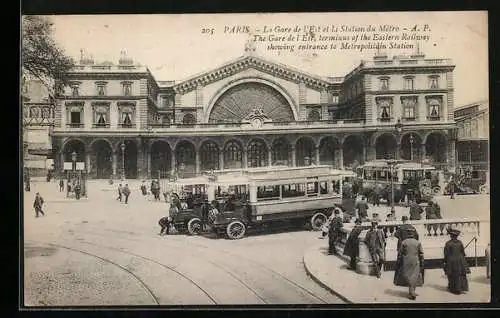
355;160;441;203
166;165;350;239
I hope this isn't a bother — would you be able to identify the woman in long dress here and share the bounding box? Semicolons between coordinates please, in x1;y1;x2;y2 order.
443;228;470;294
393;234;424;300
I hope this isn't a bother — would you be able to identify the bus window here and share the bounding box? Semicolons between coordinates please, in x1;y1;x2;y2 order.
282;183;306;198
377;170;387;180
472;170;479;179
307;182;318;196
392;171;398;181
403;170;411;180
365;169;373;180
257;185;280;201
416;170;423;179
319;181;328;194
372;171;377;180
332;180;340;194
424;171;432;179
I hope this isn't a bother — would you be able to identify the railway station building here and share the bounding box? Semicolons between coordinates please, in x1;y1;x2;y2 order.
41;49;458;179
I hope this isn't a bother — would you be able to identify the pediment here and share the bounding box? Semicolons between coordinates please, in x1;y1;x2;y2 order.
173;55;333;94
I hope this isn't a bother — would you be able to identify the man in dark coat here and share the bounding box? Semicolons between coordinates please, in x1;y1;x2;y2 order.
117;184;123;202
409;200;424;220
394;216;419;252
74;182;82;200
59;179;65;192
328;208;344;255
33;192;45;217
393;234;424;300
355;196;369;220
122;184;131;204
365;221;386;278
443;228;470;294
343;218;364;270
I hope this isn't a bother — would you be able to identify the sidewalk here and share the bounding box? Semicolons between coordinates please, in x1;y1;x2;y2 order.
303;243;490;304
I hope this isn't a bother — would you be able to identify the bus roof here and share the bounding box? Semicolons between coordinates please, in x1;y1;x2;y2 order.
359;160;435;170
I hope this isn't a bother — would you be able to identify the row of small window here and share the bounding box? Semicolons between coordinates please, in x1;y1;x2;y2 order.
69;82;132;97
256;181;341;201
67;109;134;127
377;98;441;121
379;75;440;91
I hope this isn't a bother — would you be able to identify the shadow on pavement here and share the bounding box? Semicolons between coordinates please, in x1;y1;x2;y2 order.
427;283;449;292
384;288;411;299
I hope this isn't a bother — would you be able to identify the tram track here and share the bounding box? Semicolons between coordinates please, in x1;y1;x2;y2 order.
73;228;332;304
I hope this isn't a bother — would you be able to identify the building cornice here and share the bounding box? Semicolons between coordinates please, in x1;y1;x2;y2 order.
365;89;451;95
171;55;334;94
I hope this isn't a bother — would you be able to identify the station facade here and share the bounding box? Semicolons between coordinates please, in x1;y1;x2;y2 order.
48;50;458;179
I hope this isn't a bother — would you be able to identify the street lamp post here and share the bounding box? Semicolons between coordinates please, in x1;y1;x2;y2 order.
391;119;403;215
121;142;126;181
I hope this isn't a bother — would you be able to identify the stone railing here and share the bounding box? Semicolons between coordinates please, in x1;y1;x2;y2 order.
148;119;365;130
335;218;488;275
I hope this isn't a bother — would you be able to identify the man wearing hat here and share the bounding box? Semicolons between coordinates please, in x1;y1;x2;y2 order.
394;216;419;252
343;218;364;270
328;208;344;255
371;212;382;223
33;192;45;217
365;221;386;278
443;227;470;294
409;199;424;220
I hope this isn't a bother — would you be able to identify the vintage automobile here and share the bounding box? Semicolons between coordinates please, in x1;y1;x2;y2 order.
166;165;350;239
355;160;441;204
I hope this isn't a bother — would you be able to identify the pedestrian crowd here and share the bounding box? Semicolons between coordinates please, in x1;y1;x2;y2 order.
324;194;473;300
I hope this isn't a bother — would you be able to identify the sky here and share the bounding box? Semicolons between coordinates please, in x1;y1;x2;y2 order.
44;11;488;107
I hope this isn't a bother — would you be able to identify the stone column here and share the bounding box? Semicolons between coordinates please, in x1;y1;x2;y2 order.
112;152;117;178
195;150;201;175
59;151;65;175
146;151;151;179
268;147;273;167
171;151;176;173
315;146;320;165
448;138;456;171
219;149;224;170
243;149;248;169
395;142;401;160
421;144;426;161
85;152;91;174
291;146;296;167
339;147;344;170
136;139;144;179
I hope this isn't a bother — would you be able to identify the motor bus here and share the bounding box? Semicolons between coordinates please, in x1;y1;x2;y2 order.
165;165;349;239
355;160;441;204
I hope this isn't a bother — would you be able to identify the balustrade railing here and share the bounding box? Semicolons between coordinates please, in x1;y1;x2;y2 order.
148;118;365;129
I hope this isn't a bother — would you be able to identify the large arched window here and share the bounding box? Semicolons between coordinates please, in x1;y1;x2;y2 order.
248;140;268;168
200;141;219;171
224;141;243;169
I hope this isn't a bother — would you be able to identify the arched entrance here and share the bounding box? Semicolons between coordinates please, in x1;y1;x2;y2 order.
117;140;138;179
91;140;112;179
400;133;422;161
200;140;220;171
375;133;397;160
425;132;447;164
175;140;196;177
271;137;290;166
208;82;295;123
223;140;243;169
63;139;86;170
296;137;316;166
247;139;268;168
150;140;172;177
319;136;340;167
343;135;364;167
